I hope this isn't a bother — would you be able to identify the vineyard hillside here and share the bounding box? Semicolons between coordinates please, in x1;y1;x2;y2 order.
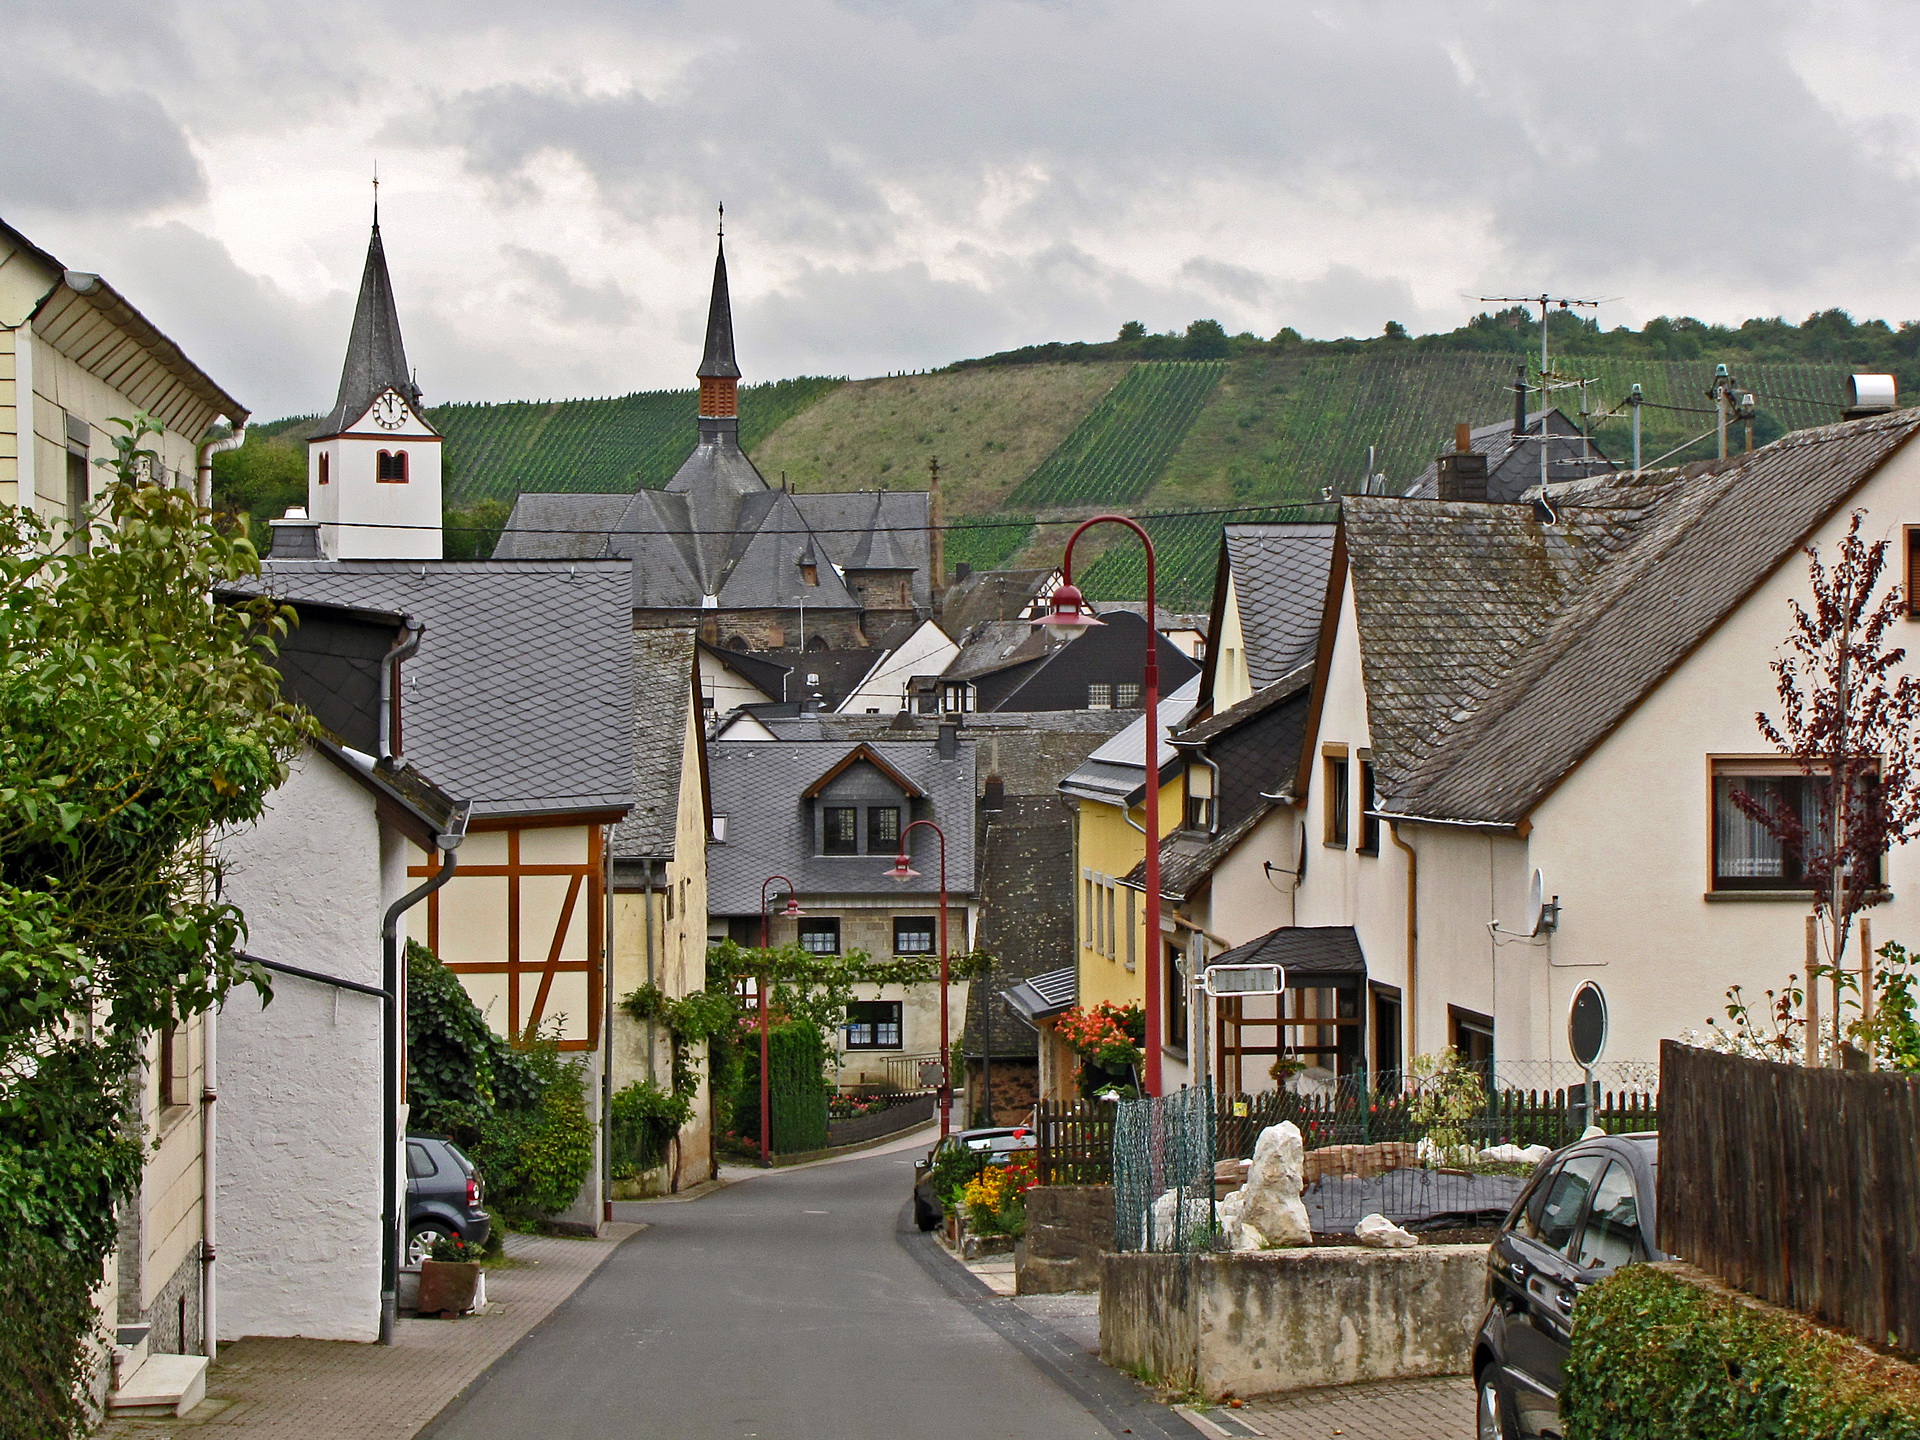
1005;361;1224;508
751;363;1126;516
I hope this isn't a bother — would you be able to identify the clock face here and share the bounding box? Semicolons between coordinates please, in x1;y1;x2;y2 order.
371;391;409;430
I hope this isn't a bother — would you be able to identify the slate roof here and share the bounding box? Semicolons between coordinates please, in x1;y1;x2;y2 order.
698;239;740;380
706;738;977;913
1222;524;1338;688
614;628;699;859
944;620;1053;683
1361;409;1920;824
1001;965;1076;1023
1059;675;1203;805
940;568;1058;634
1207;925;1366;978
243;560;637;819
316;223;424;438
1402;409;1613;502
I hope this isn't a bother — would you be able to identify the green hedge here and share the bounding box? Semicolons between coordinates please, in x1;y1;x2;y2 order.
1564;1264;1920;1439
732;1022;829;1154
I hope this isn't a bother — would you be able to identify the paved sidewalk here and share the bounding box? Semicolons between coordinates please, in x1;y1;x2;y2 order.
98;1225;641;1440
1184;1376;1473;1440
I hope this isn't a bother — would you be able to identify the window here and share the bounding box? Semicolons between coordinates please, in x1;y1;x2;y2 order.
158;1023;189;1110
822;806;859;855
1105;885;1117;959
1371;984;1403;1088
1164;942;1187;1049
894;916;936;955
869;806;901;852
1184;794;1216;832
1572;1162;1645;1271
377;449;408;482
844;1001;903;1049
1523;1154;1608;1256
1711;760;1854;891
406;1142;438;1178
318;452;330;486
1909;526;1920;618
1116;682;1142;708
1324;753;1350;846
1358;761;1380;855
798;918;841;954
941;682;975;713
710;814;728;843
1125;888;1137;968
1082;872;1095;950
65;453;89;554
1087;683;1113;710
1449;1006;1494;1079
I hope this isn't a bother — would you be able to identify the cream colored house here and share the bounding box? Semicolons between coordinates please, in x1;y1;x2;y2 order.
1282;410;1920;1087
0;218;246;527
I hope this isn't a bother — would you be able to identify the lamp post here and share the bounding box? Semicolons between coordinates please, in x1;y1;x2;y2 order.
1038;515;1163;1096
758;876;803;1166
887;820;952;1139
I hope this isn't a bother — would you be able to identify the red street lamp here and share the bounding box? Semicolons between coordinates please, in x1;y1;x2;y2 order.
1037;516;1164;1096
888;820;953;1139
758;876;803;1166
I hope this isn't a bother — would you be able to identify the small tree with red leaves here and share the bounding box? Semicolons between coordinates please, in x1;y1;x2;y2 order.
1734;512;1920;1041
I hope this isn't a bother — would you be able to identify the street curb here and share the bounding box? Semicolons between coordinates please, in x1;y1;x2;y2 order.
898;1213;1204;1440
412;1223;648;1440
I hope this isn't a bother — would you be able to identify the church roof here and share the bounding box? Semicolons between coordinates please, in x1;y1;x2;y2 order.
846;491;917;570
316;222;423;438
698;239;740;380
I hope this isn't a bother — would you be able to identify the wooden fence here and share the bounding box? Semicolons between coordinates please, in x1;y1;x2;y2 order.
1034;1100;1116;1185
1659;1040;1920;1354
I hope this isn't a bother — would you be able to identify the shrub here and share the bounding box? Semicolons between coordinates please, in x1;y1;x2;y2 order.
609;1079;692;1179
0;1231;100;1439
1563;1264;1920;1440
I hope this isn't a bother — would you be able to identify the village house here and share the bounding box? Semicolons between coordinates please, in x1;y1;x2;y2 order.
1282;406;1920;1087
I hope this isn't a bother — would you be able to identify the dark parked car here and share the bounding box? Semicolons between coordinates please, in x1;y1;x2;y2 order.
911;1126;1037;1230
406;1134;491;1267
1475;1132;1662;1439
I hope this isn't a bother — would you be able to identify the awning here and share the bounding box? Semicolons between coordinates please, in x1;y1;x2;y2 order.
1205;925;1365;979
1001;965;1077;1024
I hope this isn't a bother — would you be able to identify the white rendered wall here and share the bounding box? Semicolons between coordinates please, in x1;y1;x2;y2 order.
310;396;442;560
216;751;389;1342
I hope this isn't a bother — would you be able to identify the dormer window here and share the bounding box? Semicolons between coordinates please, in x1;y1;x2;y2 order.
377;450;409;483
868;806;900;851
823;807;859;855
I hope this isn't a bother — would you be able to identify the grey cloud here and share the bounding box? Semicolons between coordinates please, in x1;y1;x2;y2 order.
501;245;641;326
0;71;203;217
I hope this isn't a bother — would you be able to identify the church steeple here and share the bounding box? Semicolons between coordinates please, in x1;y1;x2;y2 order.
317;210;420;438
697;209;740;425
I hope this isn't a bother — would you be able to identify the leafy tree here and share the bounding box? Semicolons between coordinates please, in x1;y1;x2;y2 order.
1733;512;1920;1058
0;414;305;1429
1383;320;1410;341
444;498;512;560
1117;321;1146;342
1183;318;1229;359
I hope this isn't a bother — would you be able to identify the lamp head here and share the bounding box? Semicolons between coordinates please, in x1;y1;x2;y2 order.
780;895;805;918
887;854;919;882
1037;583;1102;629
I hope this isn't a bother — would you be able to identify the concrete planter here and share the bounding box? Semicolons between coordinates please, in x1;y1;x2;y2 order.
962;1232;1016;1260
1017;1185;1114;1294
1100;1245;1487;1399
416;1260;483;1317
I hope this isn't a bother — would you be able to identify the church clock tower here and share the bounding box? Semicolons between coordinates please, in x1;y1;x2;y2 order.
308;207;442;559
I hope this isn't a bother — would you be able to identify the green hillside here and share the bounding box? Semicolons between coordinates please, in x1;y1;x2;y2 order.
1005;361;1224;508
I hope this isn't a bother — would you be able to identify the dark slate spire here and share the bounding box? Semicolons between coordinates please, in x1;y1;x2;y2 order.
318;216;420;436
698;218;741;382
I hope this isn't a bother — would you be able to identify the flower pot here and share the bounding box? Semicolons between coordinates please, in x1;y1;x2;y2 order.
417;1260;482;1317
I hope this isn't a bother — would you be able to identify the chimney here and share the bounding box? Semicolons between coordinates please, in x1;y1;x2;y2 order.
268;506;323;559
982;774;1005;811
1436;427;1488;502
937;720;959;760
1513;364;1528;438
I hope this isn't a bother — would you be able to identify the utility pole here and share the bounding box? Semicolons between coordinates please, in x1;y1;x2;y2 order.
1711;365;1732;461
1629;384;1643;474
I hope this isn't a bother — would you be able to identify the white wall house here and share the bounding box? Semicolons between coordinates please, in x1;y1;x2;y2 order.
1284;411;1920;1086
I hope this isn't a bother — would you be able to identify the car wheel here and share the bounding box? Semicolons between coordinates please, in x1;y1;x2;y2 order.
1477;1371;1516;1440
408;1223;454;1269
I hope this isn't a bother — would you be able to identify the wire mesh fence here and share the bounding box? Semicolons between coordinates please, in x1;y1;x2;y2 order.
1113;1084;1218;1252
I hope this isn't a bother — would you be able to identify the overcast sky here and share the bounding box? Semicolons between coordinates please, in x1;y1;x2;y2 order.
7;0;1920;421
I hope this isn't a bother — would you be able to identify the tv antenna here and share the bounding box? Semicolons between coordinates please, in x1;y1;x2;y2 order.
1476;293;1608;377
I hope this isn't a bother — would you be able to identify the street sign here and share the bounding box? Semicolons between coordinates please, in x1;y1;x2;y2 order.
1204;963;1285;997
1568;982;1608;1069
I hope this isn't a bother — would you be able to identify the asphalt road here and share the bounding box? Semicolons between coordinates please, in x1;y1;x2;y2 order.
420;1136;1187;1440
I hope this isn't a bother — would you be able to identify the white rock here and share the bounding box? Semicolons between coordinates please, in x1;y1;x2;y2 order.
1237;1122;1313;1248
1147;1188;1216;1250
1477;1143;1552;1165
1354;1212;1420;1248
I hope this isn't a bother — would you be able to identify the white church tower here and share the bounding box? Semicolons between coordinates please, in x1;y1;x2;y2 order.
308;207;442;559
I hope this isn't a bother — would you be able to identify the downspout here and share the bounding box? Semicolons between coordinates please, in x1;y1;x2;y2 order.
194;421;246;510
201;1005;217;1361
379;801;471;1345
1389;820;1418;1058
379;621;424;760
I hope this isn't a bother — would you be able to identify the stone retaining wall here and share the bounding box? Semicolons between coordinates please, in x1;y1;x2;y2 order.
1015;1185;1114;1294
1100;1245;1486;1399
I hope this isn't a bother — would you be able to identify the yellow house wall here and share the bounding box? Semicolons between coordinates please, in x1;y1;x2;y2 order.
1212;574;1252;710
1072;772;1185;1016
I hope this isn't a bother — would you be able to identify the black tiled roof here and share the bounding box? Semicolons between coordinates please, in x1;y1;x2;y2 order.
1208;925;1366;977
1222;524;1338;688
245;560;636;819
316;224;424;437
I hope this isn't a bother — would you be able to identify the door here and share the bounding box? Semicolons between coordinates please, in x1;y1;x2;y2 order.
1499;1152;1606;1436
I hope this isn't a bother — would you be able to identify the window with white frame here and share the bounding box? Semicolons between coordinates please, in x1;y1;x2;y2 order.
798;918;841;954
1708;759;1876;892
1087;683;1113;710
894;916;936;955
844;1001;903;1049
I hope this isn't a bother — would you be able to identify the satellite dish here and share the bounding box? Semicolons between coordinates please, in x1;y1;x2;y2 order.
1568;982;1608;1069
1525;869;1559;936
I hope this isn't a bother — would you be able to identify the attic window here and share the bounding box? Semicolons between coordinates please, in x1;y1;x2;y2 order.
800;562;819;586
823;806;859;855
377;450;408;483
1087;683;1113;710
710;815;728;843
941;683;975;714
1324;753;1350;848
1116;683;1142;708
